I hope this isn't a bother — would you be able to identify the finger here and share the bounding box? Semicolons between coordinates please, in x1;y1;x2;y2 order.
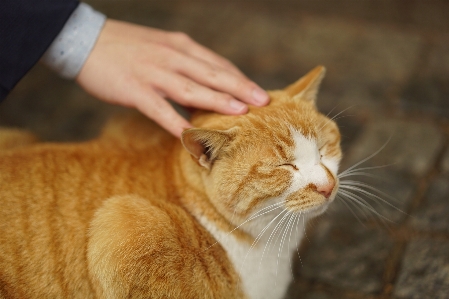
184;44;243;76
171;54;269;107
133;87;192;138
167;32;244;76
107;24;244;77
150;68;249;115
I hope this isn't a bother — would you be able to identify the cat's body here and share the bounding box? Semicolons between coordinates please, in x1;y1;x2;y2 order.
0;66;342;299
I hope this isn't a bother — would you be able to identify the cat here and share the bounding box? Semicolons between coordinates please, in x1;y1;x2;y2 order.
0;66;342;299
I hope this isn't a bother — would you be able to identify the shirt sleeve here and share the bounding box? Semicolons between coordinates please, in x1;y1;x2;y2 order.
41;3;106;79
0;0;80;101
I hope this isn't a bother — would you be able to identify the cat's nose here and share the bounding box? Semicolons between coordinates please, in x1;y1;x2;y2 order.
317;183;334;199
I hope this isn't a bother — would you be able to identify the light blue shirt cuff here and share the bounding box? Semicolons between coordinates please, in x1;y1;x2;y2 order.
41;3;106;79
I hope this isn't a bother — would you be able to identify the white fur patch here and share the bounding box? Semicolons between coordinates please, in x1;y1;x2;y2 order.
289;129;339;194
198;210;304;299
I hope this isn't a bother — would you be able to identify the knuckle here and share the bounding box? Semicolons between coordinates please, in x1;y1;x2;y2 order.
206;65;220;81
182;81;196;103
234;78;250;93
221;57;234;68
216;94;234;106
245;81;258;94
171;31;191;44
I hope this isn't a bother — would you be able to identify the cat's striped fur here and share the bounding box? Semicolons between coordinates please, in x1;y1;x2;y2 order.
0;66;341;299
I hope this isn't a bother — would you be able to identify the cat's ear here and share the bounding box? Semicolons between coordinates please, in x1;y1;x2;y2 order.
181;127;237;170
284;65;326;103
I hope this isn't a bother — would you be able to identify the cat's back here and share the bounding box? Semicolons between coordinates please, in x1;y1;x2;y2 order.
0;117;174;221
0;117;176;298
0;113;174;217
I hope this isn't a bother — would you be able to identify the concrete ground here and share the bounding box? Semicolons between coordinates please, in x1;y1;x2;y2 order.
1;1;449;298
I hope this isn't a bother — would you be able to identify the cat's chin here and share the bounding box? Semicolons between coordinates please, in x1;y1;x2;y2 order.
288;199;333;218
303;202;330;217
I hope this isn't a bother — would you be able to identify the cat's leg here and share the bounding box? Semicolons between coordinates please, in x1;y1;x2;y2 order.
0;128;38;150
87;195;244;299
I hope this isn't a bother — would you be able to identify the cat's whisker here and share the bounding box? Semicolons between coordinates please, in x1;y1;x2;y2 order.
339;195;362;222
269;211;292;257
287;214;298;280
250;201;285;216
339;193;386;228
338;164;395;178
302;213;311;243
339;189;380;215
338;189;393;224
317;106;354;134
340;185;400;216
324;114;354;127
259;210;291;271
339;180;405;208
276;213;295;276
336;132;409;226
274;211;295;248
294;213;303;269
338;138;391;178
276;212;296;278
273;212;295;282
323;104;340;119
231;202;284;232
339;184;408;220
337;195;368;227
286;213;302;282
319;106;353;128
202;203;284;253
243;208;289;267
338;171;380;180
230;196;282;223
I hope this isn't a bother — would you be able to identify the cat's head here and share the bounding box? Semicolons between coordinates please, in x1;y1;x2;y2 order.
182;66;341;224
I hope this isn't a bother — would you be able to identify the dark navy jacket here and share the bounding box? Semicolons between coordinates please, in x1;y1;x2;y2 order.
0;0;79;101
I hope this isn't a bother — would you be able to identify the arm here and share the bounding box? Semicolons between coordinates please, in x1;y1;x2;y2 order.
0;0;79;100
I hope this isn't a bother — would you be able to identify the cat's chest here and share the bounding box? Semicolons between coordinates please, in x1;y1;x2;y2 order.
198;215;304;299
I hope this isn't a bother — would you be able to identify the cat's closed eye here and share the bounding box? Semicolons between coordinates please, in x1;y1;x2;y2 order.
281;163;299;170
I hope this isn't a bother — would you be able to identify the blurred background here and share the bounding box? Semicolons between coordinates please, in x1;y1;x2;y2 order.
1;1;448;298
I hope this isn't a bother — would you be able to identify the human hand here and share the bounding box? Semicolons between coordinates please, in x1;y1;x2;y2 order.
76;19;270;138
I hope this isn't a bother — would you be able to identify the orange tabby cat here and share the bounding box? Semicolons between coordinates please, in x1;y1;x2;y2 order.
0;66;341;299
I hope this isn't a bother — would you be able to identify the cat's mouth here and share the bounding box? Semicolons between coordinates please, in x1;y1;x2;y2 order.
284;183;338;217
284;183;337;208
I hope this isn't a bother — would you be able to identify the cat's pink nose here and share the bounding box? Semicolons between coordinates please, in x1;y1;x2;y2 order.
317;183;334;199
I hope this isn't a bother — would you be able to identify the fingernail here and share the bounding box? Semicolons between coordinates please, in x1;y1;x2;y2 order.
252;87;269;106
229;99;247;113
